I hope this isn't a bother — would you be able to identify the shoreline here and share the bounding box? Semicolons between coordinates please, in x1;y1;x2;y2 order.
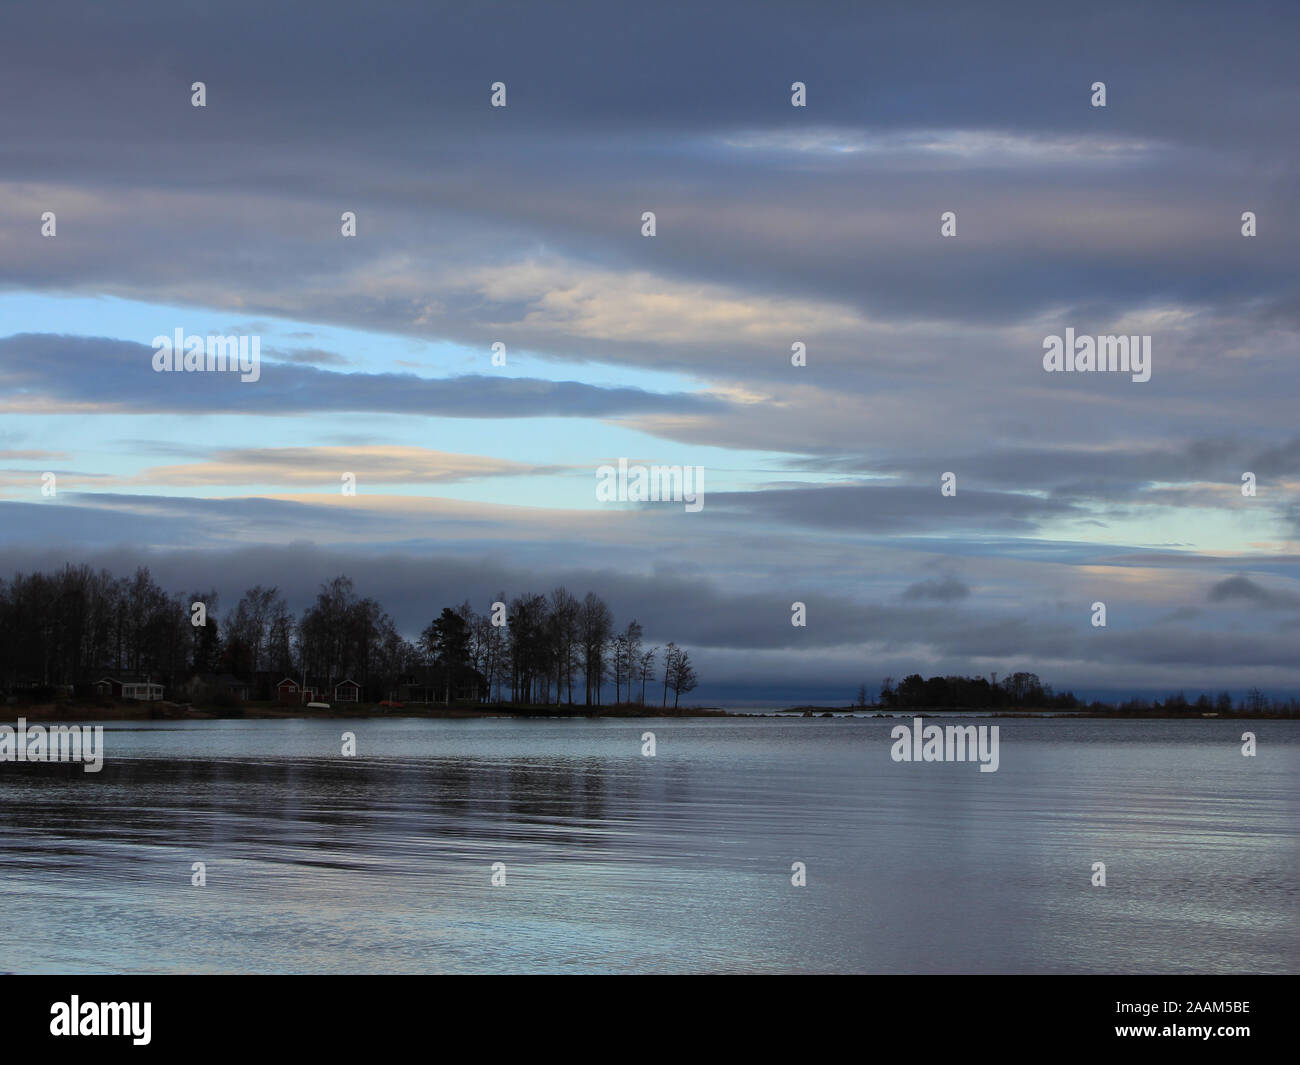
2;701;1295;722
777;705;1295;720
0;701;731;723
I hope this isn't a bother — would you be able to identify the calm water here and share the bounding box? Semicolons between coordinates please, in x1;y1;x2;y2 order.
0;716;1295;973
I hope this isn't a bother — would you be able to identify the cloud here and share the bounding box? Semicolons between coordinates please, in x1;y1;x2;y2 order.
1207;575;1300;610
0;333;723;419
708;483;1079;534
123;446;565;487
267;347;351;366
902;576;970;602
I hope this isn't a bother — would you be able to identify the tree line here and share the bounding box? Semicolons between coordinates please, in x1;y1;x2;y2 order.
419;594;696;707
0;564;699;708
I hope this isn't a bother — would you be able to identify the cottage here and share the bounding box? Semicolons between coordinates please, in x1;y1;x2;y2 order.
96;676;165;701
333;679;361;703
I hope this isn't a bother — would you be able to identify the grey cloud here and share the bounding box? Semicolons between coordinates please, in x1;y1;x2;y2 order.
0;333;723;419
1208;575;1300;610
708;483;1079;534
0;1;1297;364
903;576;970;602
268;347;351;367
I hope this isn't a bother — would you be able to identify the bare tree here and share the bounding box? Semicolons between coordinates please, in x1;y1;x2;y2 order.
638;647;658;705
622;620;643;703
225;585;282;676
549;587;580;705
670;648;697;709
661;642;680;708
610;632;629;704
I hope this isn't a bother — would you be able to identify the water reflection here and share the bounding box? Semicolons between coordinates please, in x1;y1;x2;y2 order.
0;718;1295;973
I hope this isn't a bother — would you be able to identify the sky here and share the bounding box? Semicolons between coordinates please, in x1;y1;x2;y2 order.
1;0;1298;704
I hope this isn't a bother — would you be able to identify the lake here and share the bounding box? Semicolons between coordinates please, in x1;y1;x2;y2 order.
0;716;1295;973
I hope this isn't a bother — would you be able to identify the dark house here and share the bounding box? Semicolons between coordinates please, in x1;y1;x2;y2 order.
182;673;251;703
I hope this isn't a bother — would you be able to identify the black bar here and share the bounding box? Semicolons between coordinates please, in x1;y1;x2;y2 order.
4;974;1293;1053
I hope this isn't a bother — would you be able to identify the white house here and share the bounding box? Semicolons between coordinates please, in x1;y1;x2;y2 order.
96;676;165;701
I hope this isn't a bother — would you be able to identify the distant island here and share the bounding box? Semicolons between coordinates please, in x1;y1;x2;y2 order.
781;671;1299;719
